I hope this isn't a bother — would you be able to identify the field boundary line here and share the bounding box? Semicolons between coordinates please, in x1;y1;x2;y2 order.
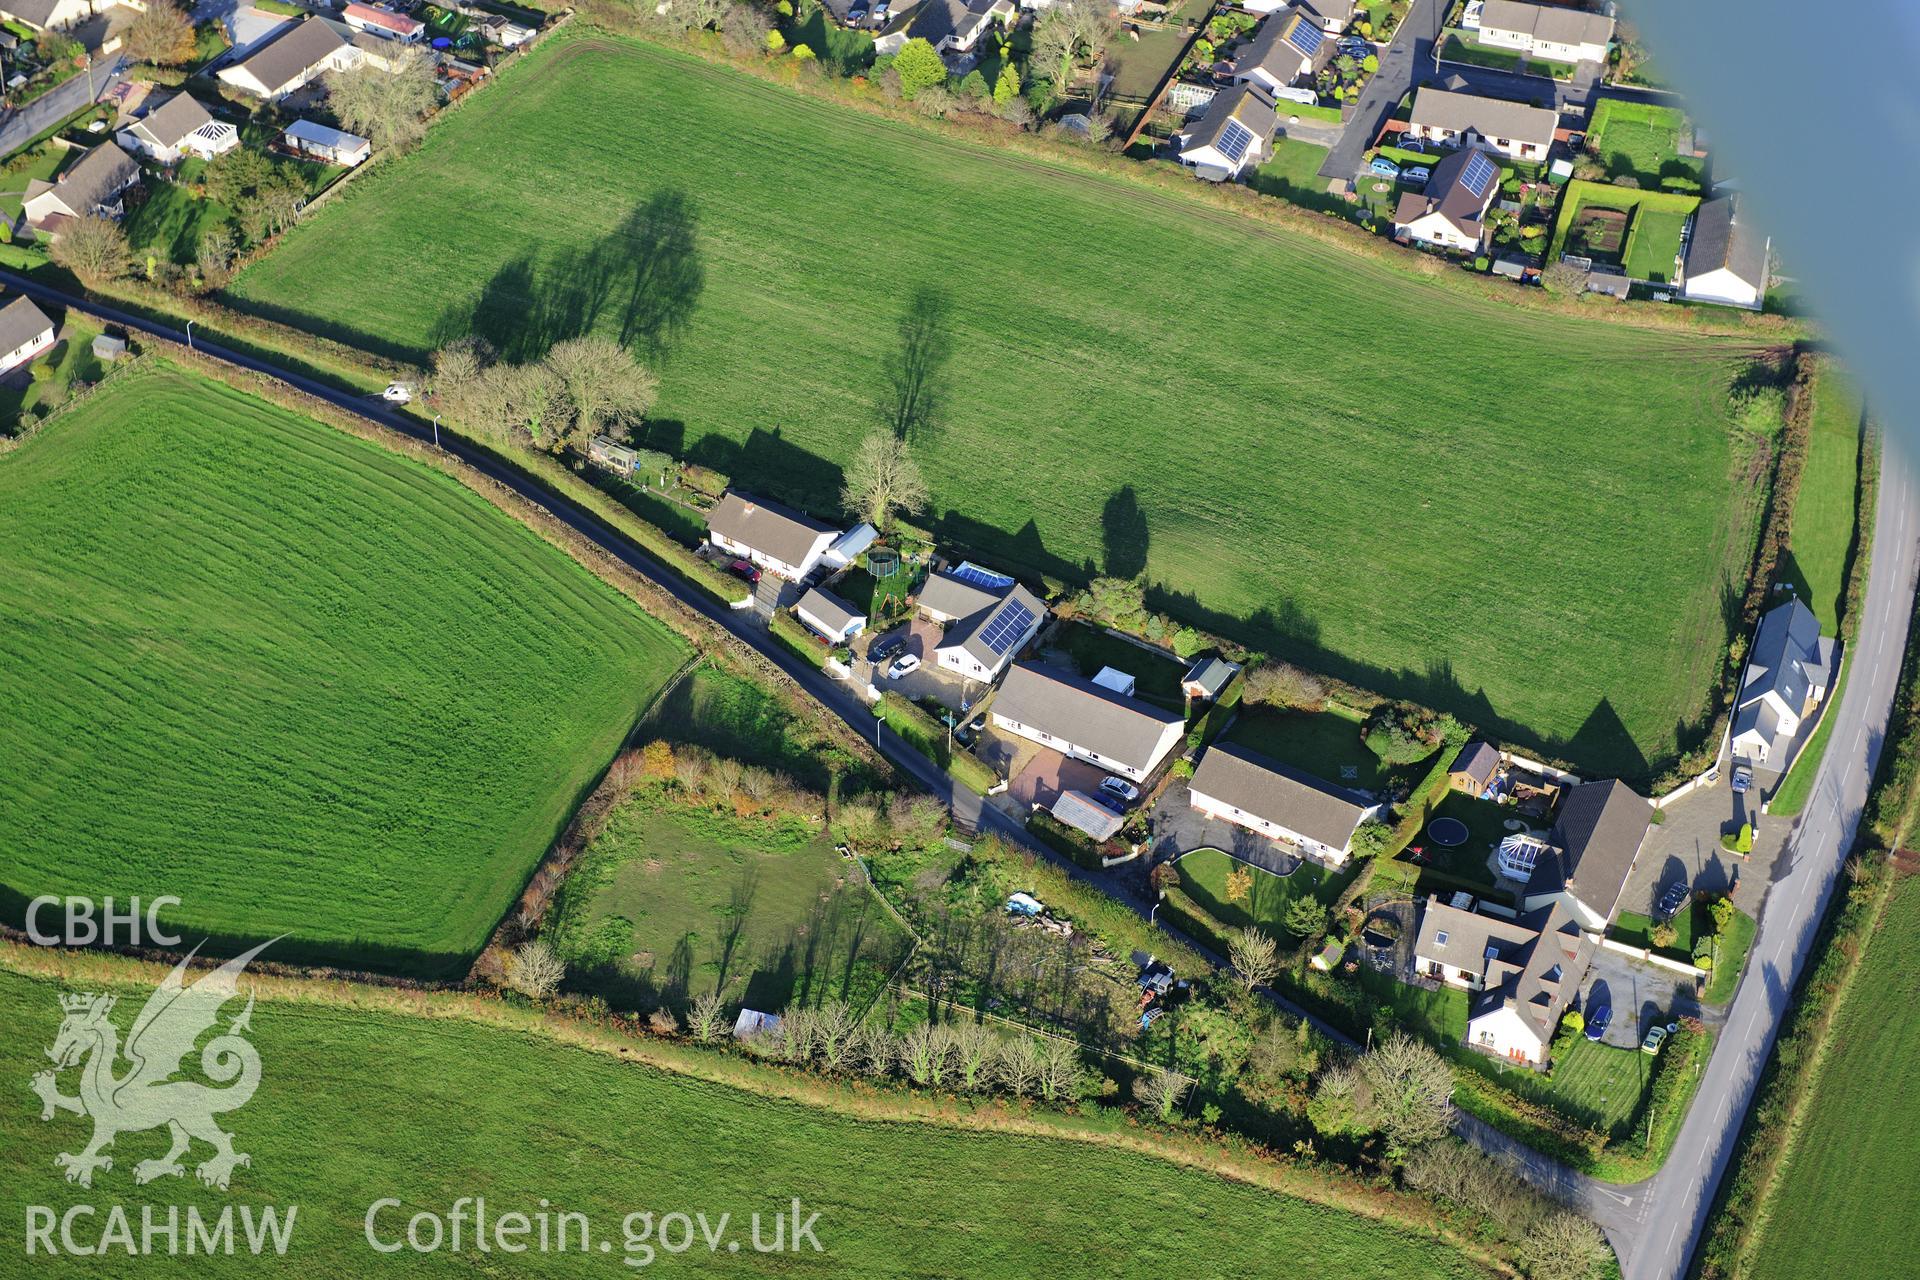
0;937;1521;1277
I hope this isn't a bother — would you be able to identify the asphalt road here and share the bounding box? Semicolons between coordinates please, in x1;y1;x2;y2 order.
1618;443;1920;1279
0;58;128;160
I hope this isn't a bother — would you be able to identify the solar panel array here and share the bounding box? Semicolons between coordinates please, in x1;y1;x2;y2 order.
949;561;1015;591
1460;150;1497;198
1217;118;1255;164
980;600;1035;656
1286;18;1323;57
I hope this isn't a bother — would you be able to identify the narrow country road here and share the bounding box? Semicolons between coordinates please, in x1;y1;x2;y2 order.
1616;446;1920;1278
0;58;128;159
7;272;1913;1279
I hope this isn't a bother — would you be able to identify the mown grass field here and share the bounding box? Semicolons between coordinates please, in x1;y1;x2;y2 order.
229;34;1767;778
0;959;1497;1278
1787;362;1864;631
1746;875;1920;1278
547;793;909;1011
0;365;687;975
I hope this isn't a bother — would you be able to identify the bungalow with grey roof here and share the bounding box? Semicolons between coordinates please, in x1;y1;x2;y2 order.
934;581;1046;683
991;663;1185;783
1231;8;1333;98
1188;742;1383;866
216;17;357;100
1405;86;1557;161
1731;597;1834;770
117;94;239;165
1522;778;1652;931
706;492;841;582
23;145;140;236
1476;0;1612;64
1682;196;1769;310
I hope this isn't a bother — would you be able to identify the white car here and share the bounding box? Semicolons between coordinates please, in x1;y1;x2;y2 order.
381;383;413;404
1099;776;1141;804
887;653;921;680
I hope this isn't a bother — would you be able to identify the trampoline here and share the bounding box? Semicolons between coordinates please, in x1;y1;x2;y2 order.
1426;817;1470;847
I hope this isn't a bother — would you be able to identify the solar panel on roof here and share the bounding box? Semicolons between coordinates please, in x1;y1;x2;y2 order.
980;600;1034;656
1217;118;1254;164
949;561;1015;591
1286;18;1323;57
1460;150;1497;198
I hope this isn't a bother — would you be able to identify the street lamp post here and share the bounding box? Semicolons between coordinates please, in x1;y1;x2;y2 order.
432;412;440;448
184;319;194;350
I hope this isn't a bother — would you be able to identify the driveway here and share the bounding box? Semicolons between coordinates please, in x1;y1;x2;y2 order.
1149;778;1311;877
983;730;1108;814
1581;947;1701;1049
1623;781;1787;923
1318;0;1443;180
859;617;983;713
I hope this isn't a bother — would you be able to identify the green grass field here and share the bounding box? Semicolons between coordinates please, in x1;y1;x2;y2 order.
0;957;1496;1278
635;661;879;793
548;793;909;1011
1786;363;1864;631
0;364;688;975
228;34;1767;779
1225;706;1414;791
1052;622;1188;708
1746;875;1920;1278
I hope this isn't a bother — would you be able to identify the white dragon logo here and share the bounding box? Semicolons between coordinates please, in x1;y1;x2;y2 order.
30;941;271;1191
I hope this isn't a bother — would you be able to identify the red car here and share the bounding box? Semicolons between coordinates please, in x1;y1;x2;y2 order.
726;559;761;584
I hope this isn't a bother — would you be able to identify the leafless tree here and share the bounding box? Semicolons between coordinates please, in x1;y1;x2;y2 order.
1516;1210;1612;1280
503;939;566;999
1243;660;1326;709
1360;1033;1454;1153
840;429;931;531
126;2;196;64
1227;926;1282;992
542;335;658;454
992;1035;1042;1098
812;1002;859;1073
326;46;437;151
50;217;131;282
1035;1036;1082;1103
687;990;729;1043
898;1022;943;1086
1135;1067;1192;1121
947;1022;997;1091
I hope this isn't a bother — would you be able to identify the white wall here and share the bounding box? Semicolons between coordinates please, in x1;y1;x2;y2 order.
1467;1005;1545;1065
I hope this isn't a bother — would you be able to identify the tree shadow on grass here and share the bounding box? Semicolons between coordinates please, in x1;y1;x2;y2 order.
880;285;953;445
432;188;706;365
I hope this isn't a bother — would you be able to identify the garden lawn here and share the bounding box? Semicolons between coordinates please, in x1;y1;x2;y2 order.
124;178;232;266
1053;621;1188;708
547;792;909;1012
0;960;1496;1279
1411;790;1515;896
1745;875;1920;1279
1622;206;1690;284
1515;1035;1648;1136
1584;99;1702;189
0;315;102;428
1786;362;1864;631
1175;846;1337;935
1249;137;1346;216
0;364;688;975
229;34;1768;778
0;143;68;220
1226;706;1414;792
1549;181;1701;280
